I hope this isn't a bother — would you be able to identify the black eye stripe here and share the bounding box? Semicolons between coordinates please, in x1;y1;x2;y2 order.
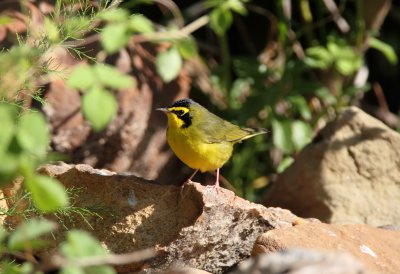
174;110;184;116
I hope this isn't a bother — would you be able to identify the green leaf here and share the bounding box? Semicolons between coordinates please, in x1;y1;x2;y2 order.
61;230;116;274
98;9;129;22
128;14;154;33
292;120;312;151
304;46;332;69
1;262;34;274
288;95;311;120
210;7;233;36
226;0;247;15
67;66;97;90
94;64;134;89
277;156;294;173
156;46;182;82
82;88;117;131
100;23;130;54
327;41;341;57
25;175;69;212
0;104;16;153
369;37;398;64
8;219;56;250
335;52;362;75
327;43;362;75
176;37;198;59
61;230;108;257
315;87;337;105
335;59;357;75
272;119;293;154
0;152;18;185
16;111;49;157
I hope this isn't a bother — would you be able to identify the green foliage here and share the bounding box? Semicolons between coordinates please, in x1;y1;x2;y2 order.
0;220;115;274
60;230;116;274
100;9;154;54
156;46;183;82
277;156;294;173
67;64;134;131
207;0;248;36
210;7;233;36
305;38;363;75
25;175;69;212
82;88;118;132
0;104;69;212
16;112;49;158
67;66;97;90
7;219;56;250
176;37;198;59
369;37;398;64
272;119;293;154
0;46;41;97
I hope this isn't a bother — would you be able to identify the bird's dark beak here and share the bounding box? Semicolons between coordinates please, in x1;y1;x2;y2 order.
156;107;169;113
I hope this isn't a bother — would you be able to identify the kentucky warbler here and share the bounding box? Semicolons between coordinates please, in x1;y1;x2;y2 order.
157;98;267;190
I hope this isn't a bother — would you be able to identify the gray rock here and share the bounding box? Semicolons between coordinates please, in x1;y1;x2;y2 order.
232;249;365;274
263;107;400;226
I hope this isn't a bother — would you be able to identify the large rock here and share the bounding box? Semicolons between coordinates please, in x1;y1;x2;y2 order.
38;163;306;273
233;248;365;274
263;107;400;226
252;222;400;274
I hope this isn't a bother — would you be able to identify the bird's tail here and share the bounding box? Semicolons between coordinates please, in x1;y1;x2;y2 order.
238;127;269;142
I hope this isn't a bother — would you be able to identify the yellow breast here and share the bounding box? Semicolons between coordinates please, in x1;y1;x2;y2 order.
167;127;233;172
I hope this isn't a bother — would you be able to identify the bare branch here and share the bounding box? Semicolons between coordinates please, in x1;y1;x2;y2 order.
322;0;350;33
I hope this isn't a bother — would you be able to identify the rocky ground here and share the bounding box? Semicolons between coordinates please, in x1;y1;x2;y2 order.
1;107;400;273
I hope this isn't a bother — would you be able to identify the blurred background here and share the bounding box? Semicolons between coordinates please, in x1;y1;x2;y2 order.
1;0;399;201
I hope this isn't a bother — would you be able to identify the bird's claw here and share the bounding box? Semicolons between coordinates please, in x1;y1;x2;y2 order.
206;183;221;193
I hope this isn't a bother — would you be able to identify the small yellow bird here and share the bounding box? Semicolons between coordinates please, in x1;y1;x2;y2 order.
157;98;267;190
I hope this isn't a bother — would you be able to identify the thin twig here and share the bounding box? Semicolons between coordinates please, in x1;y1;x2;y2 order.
153;0;185;28
133;15;209;43
321;0;350;33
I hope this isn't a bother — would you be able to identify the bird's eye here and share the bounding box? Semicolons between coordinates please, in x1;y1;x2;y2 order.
175;110;184;116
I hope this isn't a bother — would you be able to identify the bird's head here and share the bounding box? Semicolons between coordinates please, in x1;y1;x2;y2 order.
157;98;196;129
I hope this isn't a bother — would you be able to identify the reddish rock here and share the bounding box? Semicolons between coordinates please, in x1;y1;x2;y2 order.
39;163;307;273
253;222;400;274
263;107;400;226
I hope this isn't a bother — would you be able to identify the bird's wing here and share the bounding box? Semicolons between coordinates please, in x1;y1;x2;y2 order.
197;114;267;143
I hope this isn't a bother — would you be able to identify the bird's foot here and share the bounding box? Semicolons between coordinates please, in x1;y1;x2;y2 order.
206;180;221;193
181;179;193;189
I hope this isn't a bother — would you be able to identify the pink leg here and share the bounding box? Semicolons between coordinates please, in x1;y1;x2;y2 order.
206;168;221;192
182;169;199;188
188;169;199;182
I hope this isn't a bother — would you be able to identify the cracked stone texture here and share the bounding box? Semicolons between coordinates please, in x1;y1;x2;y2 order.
39;163;306;274
251;223;400;274
262;107;400;226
